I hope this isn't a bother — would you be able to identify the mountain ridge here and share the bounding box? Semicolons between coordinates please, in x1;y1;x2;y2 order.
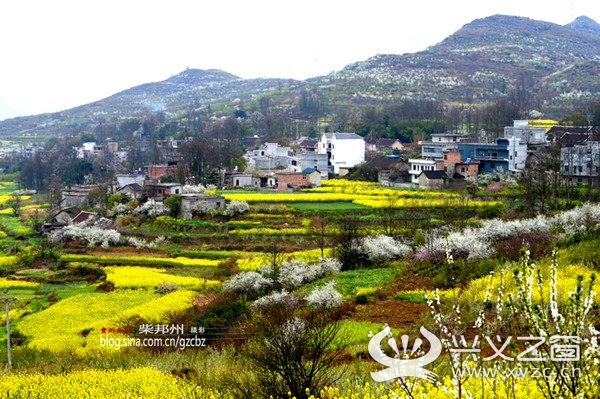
2;14;600;138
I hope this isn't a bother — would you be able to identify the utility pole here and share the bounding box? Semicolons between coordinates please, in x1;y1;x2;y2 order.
3;288;18;370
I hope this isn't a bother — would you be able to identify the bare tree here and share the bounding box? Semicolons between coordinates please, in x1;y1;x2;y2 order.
242;299;347;399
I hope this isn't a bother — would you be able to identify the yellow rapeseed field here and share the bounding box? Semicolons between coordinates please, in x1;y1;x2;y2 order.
104;266;220;289
17;289;199;354
61;253;221;267
0;367;233;399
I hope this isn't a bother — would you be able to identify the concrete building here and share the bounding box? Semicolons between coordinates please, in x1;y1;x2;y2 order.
318;132;365;174
504;120;546;145
144;183;183;199
116;173;145;189
180;194;225;219
409;159;437;184
61;185;100;207
561;141;600;185
421;133;462;159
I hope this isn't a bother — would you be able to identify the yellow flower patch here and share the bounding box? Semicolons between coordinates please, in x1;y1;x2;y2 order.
104;266;220;289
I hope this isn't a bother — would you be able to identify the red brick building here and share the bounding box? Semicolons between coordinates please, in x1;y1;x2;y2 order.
276;169;321;192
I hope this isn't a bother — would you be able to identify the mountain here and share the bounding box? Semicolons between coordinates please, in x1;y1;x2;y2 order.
0;69;301;138
2;14;600;139
566;15;600;37
313;15;600;117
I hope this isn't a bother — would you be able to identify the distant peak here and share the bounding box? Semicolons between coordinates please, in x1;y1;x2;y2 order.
566;15;600;36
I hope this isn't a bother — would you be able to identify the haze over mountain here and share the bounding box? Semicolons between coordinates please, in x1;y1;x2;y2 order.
2;14;600;138
0;101;30;122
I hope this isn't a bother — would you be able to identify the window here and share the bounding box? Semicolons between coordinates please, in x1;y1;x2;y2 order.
579;166;583;173
443;154;447;160
490;163;495;169
235;179;239;186
564;166;569;172
461;167;465;172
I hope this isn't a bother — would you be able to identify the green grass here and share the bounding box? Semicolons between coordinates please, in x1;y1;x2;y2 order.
287;202;372;211
393;291;427;304
303;268;398;299
36;281;98;299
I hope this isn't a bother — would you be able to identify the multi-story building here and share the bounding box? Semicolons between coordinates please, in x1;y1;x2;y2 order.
504;120;546;145
318;132;365;174
421;133;462;159
457;137;526;173
408;158;437;184
561;142;600;185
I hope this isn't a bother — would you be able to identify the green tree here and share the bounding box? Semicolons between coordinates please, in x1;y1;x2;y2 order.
7;195;22;217
559;112;589;126
164;194;181;218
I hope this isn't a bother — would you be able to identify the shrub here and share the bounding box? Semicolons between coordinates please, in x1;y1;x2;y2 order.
154;281;181;295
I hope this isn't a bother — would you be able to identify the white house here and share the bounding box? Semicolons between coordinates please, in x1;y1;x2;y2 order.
408;159;437;184
506;137;528;171
504;120;547;145
318;133;365;174
116;173;145;189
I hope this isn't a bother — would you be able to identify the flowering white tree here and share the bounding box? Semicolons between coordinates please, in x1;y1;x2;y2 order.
222;271;273;296
52;216;121;248
360;234;411;262
182;184;206;194
133;199;169;217
306;281;343;310
224;200;250;216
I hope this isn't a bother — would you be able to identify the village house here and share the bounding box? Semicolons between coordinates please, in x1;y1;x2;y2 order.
366;156;410;186
143;183;183;199
116;173;145;189
117;183;143;200
409;159;437;184
42;207;96;234
144;164;174;181
180;194;225;219
561;141;600;186
418;170;448;189
372;138;405;153
318;132;365;175
504;120;547;145
276;169;321;192
421;133;462;159
288;152;329;179
61;185;100;207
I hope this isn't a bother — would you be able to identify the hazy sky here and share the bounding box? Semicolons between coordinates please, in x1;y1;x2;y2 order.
1;0;600;118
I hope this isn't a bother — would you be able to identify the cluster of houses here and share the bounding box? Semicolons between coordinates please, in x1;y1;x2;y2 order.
379;120;600;188
236;132;366;190
45;120;600;232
